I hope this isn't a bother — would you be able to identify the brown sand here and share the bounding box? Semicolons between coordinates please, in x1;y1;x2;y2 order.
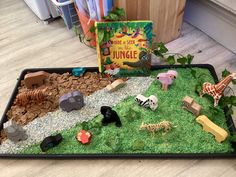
6;72;116;126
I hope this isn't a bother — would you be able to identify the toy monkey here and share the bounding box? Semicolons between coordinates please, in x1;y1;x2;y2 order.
100;106;122;127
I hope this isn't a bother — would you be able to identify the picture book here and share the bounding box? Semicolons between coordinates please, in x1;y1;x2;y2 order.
95;21;153;77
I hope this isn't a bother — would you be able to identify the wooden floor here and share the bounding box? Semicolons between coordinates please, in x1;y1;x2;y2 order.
0;0;236;176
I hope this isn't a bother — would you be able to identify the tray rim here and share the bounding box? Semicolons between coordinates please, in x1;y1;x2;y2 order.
1;64;236;159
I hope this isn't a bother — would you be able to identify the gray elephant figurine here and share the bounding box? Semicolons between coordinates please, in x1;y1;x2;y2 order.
59;91;84;112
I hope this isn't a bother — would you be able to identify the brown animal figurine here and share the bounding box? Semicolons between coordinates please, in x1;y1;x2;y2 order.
196;115;228;143
106;79;126;92
15;87;48;106
24;71;48;89
182;96;201;116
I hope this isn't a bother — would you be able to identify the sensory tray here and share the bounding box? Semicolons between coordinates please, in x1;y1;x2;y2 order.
0;64;236;158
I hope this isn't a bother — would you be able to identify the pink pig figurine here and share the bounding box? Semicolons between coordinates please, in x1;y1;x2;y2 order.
156;70;178;91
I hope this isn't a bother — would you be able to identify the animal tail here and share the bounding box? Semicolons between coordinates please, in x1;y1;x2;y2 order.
123;61;142;68
139;122;144;130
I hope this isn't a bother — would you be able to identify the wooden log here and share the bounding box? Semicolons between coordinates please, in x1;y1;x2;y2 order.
114;0;186;43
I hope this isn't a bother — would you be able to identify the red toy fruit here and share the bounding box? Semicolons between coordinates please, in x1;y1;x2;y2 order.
76;130;91;144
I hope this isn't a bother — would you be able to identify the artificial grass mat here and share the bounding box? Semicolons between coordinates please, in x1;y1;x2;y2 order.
20;68;234;154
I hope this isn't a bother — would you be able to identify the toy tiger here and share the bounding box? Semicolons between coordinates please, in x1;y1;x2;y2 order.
15;87;48;106
139;120;172;135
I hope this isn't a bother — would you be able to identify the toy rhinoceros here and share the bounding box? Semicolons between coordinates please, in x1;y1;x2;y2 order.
59;91;84;112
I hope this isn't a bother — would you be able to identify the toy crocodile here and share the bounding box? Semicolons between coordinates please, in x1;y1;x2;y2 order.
123;51;151;69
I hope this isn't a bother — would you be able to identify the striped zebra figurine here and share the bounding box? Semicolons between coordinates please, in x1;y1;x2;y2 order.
135;94;158;111
200;72;236;107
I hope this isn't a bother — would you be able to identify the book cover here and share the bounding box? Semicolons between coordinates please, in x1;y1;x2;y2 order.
95;21;153;77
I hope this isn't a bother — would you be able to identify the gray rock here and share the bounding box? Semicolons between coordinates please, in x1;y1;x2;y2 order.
3;120;28;143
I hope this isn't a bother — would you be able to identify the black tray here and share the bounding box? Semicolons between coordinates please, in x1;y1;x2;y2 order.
1;64;236;159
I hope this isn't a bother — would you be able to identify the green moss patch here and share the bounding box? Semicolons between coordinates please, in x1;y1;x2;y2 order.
20;68;234;154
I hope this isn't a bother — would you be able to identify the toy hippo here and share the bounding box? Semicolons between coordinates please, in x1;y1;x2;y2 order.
72;68;86;77
59;91;84;112
24;71;49;89
3;120;28;143
101;106;122;127
156;70;178;91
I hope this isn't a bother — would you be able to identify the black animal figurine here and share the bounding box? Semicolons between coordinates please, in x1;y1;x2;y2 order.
40;133;63;152
100;106;122;127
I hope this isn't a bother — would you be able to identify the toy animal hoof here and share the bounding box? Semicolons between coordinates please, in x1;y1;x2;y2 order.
40;134;63;152
115;122;122;127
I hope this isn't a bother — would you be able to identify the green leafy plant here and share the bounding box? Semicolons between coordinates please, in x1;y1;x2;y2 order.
72;25;83;43
146;42;195;67
217;69;236;116
103;8;126;21
80;122;89;130
194;73;208;94
219;96;236;116
230;133;236;142
222;69;236;84
152;42;168;57
201;106;222;120
74;8;126;47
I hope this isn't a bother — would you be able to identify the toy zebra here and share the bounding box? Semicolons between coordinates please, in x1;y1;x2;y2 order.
139;121;172;136
200;72;236;107
135;94;158;111
15;87;48;106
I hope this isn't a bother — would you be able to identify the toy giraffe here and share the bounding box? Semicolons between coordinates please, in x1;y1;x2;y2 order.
200;72;236;107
